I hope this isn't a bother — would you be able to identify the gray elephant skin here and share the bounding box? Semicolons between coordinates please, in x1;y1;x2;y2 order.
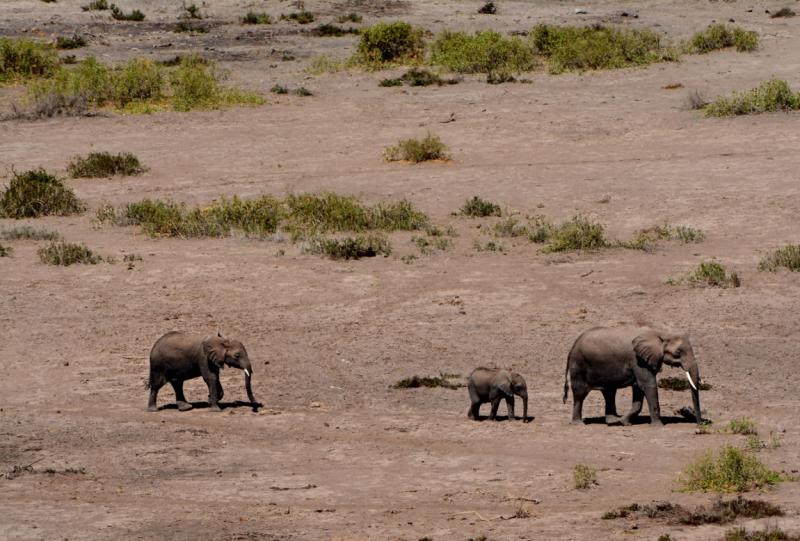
146;331;258;412
468;367;529;422
563;326;703;426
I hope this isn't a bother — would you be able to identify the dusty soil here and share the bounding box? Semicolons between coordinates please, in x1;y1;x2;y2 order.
2;1;800;539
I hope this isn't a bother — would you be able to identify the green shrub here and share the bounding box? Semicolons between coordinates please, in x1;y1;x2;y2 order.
180;3;202;19
169;55;263;111
545;216;608;252
112;59;164;106
625;224;705;251
38;241;101;265
0;243;11;257
242;11;271;24
312;24;359;37
723;526;800;541
705;79;800;117
383;132;449;163
573;464;597;489
354;22;425;66
494;216;528;237
307;233;391;260
270;84;288;94
430;30;535;75
379;77;403;87
393;373;463;389
174;21;209;33
55;35;87;50
459;196;501;217
68;152;146;178
531;24;673;74
282;11;315;24
478;1;497;15
412;234;453;254
680;445;783;492
0;38;60;81
110;4;145;21
0;225;61;240
670;262;740;288
727;418;758;436
759;245;800;272
337;13;362;23
82;0;108;10
688;24;759;53
0;169;85;218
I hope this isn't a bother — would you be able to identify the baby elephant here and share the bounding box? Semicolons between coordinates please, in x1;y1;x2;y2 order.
146;331;259;412
467;367;529;422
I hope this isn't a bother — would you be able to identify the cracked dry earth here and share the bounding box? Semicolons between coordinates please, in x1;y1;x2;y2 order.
1;0;800;539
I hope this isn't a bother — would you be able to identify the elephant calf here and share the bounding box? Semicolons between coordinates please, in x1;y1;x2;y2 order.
146;331;259;412
564;326;703;426
467;367;529;422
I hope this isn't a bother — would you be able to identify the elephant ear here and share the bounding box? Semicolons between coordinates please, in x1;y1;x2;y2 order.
495;372;513;397
202;335;229;368
632;330;664;372
511;373;527;393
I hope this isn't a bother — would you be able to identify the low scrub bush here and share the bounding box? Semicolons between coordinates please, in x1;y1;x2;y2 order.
705;79;800;117
0;225;61;240
379;77;403;87
180;3;203;19
0;243;11;257
312;24;359;37
82;0;108;10
625;224;704;251
430;30;536;76
353;22;425;67
602;497;782;525
242;11;271;24
393;373;462;389
669;262;740;288
759;245;800;272
306;54;348;74
680;445;783;492
383;132;449;163
0;169;85;218
38;241;101;265
0;38;60;82
307;233;391;260
478;2;497;15
412;234;453;254
688;24;759;53
174;21;209;33
659;376;712;391
531;24;674;74
723;525;800;541
544;216;608;252
110;4;145;21
459;196;501;218
573;464;597;489
474;239;505;252
726;418;758;435
68;152;146;178
55;35;87;50
281;11;315;24
337;13;362;23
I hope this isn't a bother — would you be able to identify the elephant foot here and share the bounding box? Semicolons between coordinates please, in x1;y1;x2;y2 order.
605;415;622;426
620;416;634;426
209;404;223;412
650;419;665;427
177;401;193;412
570;418;585;426
147;405;158;412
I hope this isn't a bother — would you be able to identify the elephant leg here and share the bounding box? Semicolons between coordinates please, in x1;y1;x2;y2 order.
216;380;224;401
205;374;223;412
170;380;192;412
147;373;165;412
570;384;589;425
602;388;621;425
505;395;515;421
468;401;482;420
489;397;502;420
621;385;644;426
642;385;663;426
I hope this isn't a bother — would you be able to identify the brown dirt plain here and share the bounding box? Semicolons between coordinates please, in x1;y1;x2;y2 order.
2;0;800;539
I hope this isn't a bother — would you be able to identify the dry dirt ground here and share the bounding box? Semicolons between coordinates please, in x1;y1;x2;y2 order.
2;1;800;539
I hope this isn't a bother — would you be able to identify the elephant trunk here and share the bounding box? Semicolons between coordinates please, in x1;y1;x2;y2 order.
683;359;702;424
521;393;528;422
242;361;257;405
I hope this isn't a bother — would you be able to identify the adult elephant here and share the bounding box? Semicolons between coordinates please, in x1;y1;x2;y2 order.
563;327;703;426
146;331;259;412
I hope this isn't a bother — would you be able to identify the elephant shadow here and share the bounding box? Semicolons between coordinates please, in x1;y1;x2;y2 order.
474;415;536;423
582;414;697;426
158;400;262;412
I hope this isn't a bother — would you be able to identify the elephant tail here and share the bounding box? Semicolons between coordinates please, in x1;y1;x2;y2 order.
143;377;152;390
563;342;577;404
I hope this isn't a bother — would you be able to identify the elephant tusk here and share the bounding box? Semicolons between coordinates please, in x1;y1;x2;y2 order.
244;368;250;377
685;371;697;391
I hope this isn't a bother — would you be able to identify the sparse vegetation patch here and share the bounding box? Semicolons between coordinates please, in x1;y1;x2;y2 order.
688;24;759;53
393;373;463;389
680;445;783;492
242;11;271;24
82;0;108;10
0;169;85;218
531;24;675;74
110;4;145;21
68;152;146;178
705;79;800;117
383;133;449;163
0;38;60;82
624;224;705;251
55;35;87;50
430;30;535;76
723;526;800;541
759;245;800;272
544;216;608;252
353;21;425;67
312;24;359;37
0;243;11;257
38;241;102;265
726;418;758;436
281;11;315;25
307;233;392;260
602;497;783;525
459;196;501;218
0;225;61;241
668;262;740;288
573;464;598;489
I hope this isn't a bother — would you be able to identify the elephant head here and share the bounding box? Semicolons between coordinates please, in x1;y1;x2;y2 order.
202;333;257;404
632;330;702;423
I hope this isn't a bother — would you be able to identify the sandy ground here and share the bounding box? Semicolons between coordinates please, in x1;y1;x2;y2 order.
1;1;800;539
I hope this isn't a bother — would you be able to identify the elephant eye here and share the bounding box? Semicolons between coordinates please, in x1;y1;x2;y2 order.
674;349;682;357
